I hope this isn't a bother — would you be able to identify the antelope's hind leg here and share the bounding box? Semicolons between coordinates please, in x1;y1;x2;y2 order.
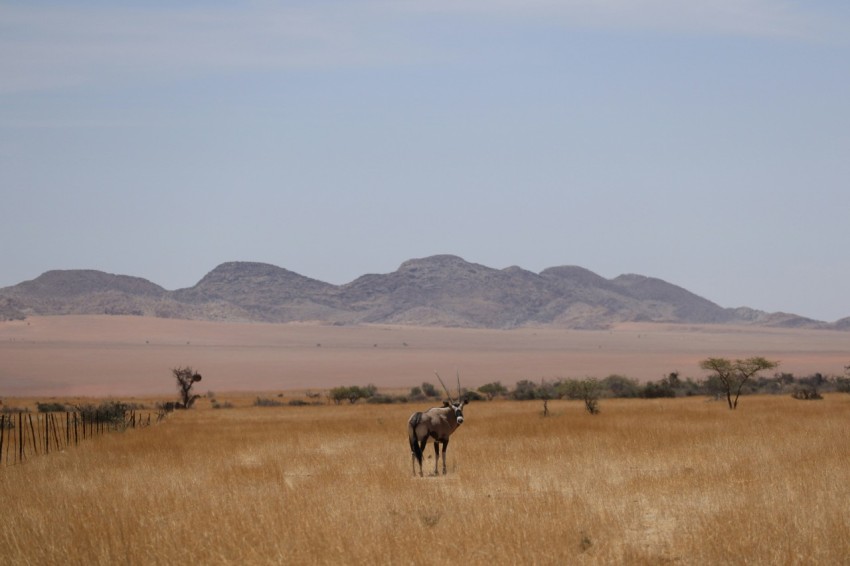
418;439;428;476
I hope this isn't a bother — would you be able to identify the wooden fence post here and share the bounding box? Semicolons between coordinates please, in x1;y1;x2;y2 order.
51;414;61;451
18;412;24;463
28;414;38;457
44;413;49;455
7;415;12;465
0;409;162;468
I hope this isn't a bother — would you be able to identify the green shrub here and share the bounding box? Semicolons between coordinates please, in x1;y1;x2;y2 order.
254;397;284;407
554;379;583;400
511;380;540;400
366;395;398;404
463;390;485;402
36;402;69;413
0;406;28;414
600;375;641;398
478;382;508;400
642;380;676;398
421;382;439;398
75;401;139;427
791;387;823;400
330;385;378;404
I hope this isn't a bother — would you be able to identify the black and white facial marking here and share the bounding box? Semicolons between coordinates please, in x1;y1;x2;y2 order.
440;400;464;425
451;402;464;425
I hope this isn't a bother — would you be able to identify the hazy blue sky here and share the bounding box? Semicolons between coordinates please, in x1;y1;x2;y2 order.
2;1;849;321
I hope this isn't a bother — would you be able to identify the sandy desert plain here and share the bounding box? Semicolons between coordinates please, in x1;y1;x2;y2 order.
2;316;850;564
1;315;849;397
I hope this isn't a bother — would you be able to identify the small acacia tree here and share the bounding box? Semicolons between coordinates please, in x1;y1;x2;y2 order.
477;382;508;400
173;366;202;409
330;386;351;405
552;379;601;413
329;385;376;405
835;364;850;394
578;378;601;415
699;357;779;410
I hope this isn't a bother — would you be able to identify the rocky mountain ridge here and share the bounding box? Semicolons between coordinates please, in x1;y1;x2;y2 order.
1;255;844;330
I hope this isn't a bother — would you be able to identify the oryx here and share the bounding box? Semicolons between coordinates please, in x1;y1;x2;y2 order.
408;371;466;476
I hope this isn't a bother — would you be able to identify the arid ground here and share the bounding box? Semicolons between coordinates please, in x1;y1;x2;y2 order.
1;316;848;397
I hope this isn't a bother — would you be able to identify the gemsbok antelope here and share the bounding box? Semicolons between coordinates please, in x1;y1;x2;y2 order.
408;372;466;476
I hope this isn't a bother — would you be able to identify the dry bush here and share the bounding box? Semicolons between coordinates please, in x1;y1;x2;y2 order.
2;396;850;564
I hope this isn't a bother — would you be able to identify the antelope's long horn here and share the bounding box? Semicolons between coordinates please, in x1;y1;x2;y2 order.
456;370;462;401
434;371;455;405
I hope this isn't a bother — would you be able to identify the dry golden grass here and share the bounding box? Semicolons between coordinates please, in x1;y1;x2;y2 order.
2;394;850;565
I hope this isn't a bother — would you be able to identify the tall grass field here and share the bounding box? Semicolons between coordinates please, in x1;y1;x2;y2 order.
2;395;849;564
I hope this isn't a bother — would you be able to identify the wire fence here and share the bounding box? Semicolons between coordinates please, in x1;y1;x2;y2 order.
0;410;162;468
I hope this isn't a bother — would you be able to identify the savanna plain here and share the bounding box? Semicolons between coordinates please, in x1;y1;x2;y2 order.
2;316;850;564
2;397;850;564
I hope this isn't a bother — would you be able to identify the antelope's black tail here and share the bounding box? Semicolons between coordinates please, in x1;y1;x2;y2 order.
408;412;423;465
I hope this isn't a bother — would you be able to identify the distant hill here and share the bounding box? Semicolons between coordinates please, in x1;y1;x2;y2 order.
0;255;838;329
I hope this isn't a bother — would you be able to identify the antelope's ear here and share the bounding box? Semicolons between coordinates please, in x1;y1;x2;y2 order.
442;400;450;407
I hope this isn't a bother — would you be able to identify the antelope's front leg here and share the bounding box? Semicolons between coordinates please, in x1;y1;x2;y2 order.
433;441;441;475
441;439;449;475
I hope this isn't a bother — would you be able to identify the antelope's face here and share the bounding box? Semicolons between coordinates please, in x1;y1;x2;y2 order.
452;401;465;425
